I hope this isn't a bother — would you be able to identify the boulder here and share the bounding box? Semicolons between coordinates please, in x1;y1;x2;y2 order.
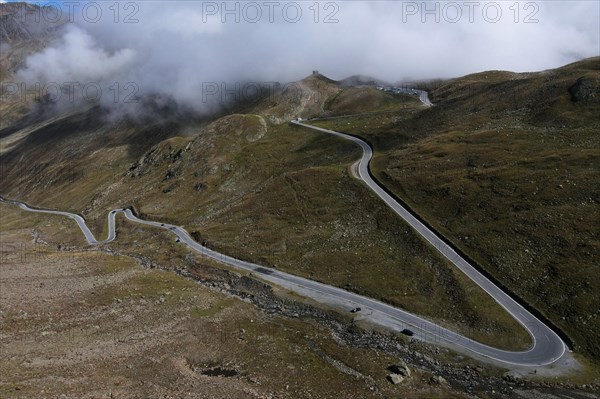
430;375;447;385
388;362;411;378
387;373;404;385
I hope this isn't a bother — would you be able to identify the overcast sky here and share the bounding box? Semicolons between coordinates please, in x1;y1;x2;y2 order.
12;0;600;112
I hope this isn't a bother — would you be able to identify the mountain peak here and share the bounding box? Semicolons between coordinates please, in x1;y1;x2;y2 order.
302;70;338;85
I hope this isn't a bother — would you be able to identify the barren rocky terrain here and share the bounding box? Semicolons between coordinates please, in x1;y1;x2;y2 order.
2;206;599;398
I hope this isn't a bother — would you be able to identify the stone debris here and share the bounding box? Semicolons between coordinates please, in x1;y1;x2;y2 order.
388;373;404;385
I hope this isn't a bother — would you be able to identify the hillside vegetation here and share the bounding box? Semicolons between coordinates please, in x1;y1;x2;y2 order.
0;71;535;350
1;16;597;358
312;57;600;361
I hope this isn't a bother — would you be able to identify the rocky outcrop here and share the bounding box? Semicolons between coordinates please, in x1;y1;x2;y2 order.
387;361;411;384
569;77;599;103
387;373;404;385
430;375;448;385
388;361;411;378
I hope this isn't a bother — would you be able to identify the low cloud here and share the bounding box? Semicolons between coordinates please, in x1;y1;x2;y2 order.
14;1;600;115
18;24;135;84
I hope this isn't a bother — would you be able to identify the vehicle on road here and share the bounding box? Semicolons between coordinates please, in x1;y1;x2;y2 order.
350;307;361;313
3;111;568;367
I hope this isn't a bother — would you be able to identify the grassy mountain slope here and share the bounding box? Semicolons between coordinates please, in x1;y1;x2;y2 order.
2;15;596;357
0;72;533;351
312;57;600;361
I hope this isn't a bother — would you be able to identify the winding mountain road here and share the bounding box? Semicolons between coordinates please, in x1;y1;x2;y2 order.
289;118;566;366
0;190;566;367
0;88;566;367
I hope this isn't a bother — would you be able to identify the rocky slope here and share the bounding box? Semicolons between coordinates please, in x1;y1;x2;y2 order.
0;2;68;128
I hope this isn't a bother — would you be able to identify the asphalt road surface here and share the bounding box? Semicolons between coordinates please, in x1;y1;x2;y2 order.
288;93;565;365
0;89;566;365
0;195;565;367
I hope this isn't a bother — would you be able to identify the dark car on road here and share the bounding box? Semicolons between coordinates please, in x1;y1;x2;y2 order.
401;329;414;336
350;307;361;313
